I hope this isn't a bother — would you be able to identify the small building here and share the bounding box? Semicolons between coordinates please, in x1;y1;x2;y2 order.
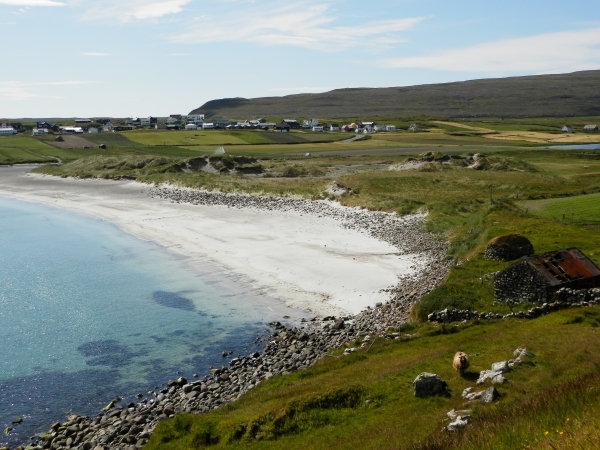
0;124;16;136
166;117;180;125
274;122;291;132
494;248;600;304
88;127;99;133
187;114;205;125
583;124;599;132
282;119;301;129
170;114;182;120
75;118;92;124
115;125;136;132
32;128;48;136
103;122;114;133
185;123;197;130
140;118;151;126
330;123;340;132
312;126;324;132
561;125;574;133
386;125;397;132
202;123;215;130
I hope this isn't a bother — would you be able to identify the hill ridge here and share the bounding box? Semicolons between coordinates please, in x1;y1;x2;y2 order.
190;70;600;119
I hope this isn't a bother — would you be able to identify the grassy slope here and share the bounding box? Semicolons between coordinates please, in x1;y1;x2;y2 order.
522;192;600;224
190;70;600;119
145;308;600;450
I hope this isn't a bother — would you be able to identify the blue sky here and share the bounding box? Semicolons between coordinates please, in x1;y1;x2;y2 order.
1;0;599;118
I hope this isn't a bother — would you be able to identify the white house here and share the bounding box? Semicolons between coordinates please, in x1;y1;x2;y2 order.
312;126;324;132
330;123;340;132
60;126;84;134
0;124;16;136
202;123;215;129
140;117;151;126
166;117;180;125
374;124;387;132
103;122;114;132
386;125;396;132
187;114;205;125
583;124;599;132
88;128;99;133
561;125;574;133
32;128;48;136
185;123;198;130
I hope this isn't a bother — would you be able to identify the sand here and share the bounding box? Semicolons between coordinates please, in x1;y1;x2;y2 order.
0;166;428;316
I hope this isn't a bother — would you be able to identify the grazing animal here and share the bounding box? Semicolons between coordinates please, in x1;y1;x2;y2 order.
453;352;470;376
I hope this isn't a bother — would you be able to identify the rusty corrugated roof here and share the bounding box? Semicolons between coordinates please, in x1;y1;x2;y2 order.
526;248;600;286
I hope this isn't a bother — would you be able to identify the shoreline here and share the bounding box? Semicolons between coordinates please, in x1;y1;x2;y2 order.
0;167;436;316
0;168;452;450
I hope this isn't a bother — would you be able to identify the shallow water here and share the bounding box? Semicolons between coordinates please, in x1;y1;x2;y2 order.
0;197;300;446
546;143;600;150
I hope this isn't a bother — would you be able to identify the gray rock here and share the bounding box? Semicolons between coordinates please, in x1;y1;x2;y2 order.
446;415;471;432
491;361;510;373
480;386;499;403
413;372;447;397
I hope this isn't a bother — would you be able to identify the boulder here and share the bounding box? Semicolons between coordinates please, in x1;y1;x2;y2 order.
446;415;471;432
480;386;500;403
491;361;510;373
413;372;447;397
484;234;534;261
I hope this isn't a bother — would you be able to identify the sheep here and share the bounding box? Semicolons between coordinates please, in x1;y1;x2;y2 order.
453;352;470;376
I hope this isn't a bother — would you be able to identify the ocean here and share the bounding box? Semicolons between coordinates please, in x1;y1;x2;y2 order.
0;196;295;447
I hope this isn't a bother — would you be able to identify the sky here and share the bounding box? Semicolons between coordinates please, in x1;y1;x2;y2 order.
1;0;599;118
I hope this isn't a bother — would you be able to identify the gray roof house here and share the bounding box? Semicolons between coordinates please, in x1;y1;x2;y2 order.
583;125;599;132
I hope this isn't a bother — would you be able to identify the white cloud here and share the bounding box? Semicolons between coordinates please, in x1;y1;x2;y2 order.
382;28;600;74
172;3;423;50
81;0;191;22
0;0;64;6
0;81;94;101
81;52;110;56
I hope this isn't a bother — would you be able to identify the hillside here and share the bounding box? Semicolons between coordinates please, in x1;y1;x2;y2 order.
190;70;600;119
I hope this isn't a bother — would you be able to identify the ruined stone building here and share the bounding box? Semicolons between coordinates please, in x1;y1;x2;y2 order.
494;248;600;303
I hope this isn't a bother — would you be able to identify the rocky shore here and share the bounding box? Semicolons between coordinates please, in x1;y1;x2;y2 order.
7;187;451;450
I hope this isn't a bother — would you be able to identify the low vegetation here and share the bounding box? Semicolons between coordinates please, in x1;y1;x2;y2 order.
146;309;600;449
3;117;600;449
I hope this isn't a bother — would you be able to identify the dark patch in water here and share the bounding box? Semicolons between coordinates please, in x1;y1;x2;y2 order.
77;340;128;357
168;330;186;337
77;340;147;368
152;291;195;311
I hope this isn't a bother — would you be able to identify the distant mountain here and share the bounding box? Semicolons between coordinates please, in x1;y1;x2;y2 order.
190;70;600;119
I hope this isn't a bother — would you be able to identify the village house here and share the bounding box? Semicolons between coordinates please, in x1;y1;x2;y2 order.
282;119;301;129
103;122;114;132
312;125;324;132
185;123;197;130
88;127;99;134
32;128;48;136
330;123;340;132
494;248;600;304
274;122;291;132
583;124;599;132
561;125;574;133
187;114;205;125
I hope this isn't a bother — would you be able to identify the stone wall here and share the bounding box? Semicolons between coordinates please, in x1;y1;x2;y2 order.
494;262;551;303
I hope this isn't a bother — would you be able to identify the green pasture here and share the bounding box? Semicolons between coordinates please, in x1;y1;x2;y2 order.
520;192;600;224
146;308;600;450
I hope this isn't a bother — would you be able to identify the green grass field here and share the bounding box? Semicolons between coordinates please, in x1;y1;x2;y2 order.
521;192;600;224
146;308;600;450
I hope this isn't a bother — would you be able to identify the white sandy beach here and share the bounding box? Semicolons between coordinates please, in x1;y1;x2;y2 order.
0;166;427;316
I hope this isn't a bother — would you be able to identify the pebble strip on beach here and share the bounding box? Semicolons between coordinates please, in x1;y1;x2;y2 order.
9;187;451;450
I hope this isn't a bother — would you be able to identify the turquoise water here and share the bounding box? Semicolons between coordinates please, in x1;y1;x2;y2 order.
0;197;289;446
